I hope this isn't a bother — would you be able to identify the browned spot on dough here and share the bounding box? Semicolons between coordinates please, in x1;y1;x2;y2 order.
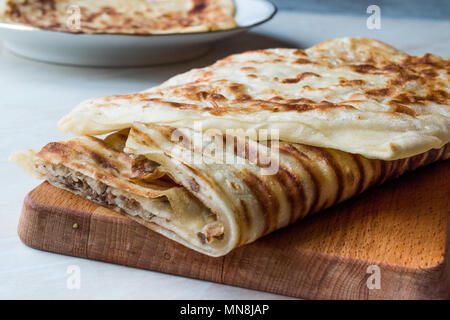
236;199;252;245
281;72;321;84
228;83;245;91
275;165;307;224
240;67;257;72
388;92;434;106
427;89;449;105
239;94;253;100
189;0;207;14
278;144;319;220
292;49;307;56
209;93;227;101
287;98;317;104
293;58;313;64
88;151;116;170
308;147;344;204
339;79;366;86
393;105;416;117
38;142;71;160
382;63;403;72
241;169;279;235
365;87;392;96
351;64;379;73
349;154;365;195
130;126;158;148
270;96;283;101
421;68;438;78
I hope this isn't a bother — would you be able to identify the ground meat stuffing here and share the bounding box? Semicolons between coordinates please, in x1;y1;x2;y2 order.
37;163;225;245
38;164;152;220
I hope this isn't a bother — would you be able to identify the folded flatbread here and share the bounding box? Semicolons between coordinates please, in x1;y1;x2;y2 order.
59;38;450;160
0;0;237;34
11;38;450;257
11;123;450;257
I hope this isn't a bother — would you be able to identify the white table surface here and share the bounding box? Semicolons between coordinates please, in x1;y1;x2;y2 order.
1;11;449;300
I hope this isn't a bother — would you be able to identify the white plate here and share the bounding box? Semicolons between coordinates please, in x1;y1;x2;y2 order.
0;0;277;67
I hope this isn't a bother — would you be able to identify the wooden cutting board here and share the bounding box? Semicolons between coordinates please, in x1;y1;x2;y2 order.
18;160;450;300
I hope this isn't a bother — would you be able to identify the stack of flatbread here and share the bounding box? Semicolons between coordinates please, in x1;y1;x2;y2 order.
0;0;237;34
11;38;450;257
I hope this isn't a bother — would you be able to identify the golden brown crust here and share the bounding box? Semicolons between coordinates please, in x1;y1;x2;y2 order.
146;43;449;114
126;123;450;247
162;39;448;125
11;122;450;256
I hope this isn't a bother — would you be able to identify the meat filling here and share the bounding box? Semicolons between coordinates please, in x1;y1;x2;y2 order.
46;165;155;219
34;162;225;244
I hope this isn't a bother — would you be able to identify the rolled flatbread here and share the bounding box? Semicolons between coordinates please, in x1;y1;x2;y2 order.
11;38;450;256
11;123;450;257
0;0;237;34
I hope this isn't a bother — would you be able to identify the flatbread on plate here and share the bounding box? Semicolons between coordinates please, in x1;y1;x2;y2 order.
0;0;237;34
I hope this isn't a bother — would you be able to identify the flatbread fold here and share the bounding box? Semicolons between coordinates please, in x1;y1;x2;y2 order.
11;38;450;257
11;123;450;257
59;38;450;160
0;0;237;34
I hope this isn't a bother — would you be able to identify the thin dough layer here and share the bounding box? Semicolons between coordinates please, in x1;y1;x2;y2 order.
59;38;450;160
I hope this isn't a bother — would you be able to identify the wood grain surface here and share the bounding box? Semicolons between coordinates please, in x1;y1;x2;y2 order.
17;160;450;299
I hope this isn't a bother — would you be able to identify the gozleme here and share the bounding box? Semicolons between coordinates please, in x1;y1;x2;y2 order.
0;0;237;34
